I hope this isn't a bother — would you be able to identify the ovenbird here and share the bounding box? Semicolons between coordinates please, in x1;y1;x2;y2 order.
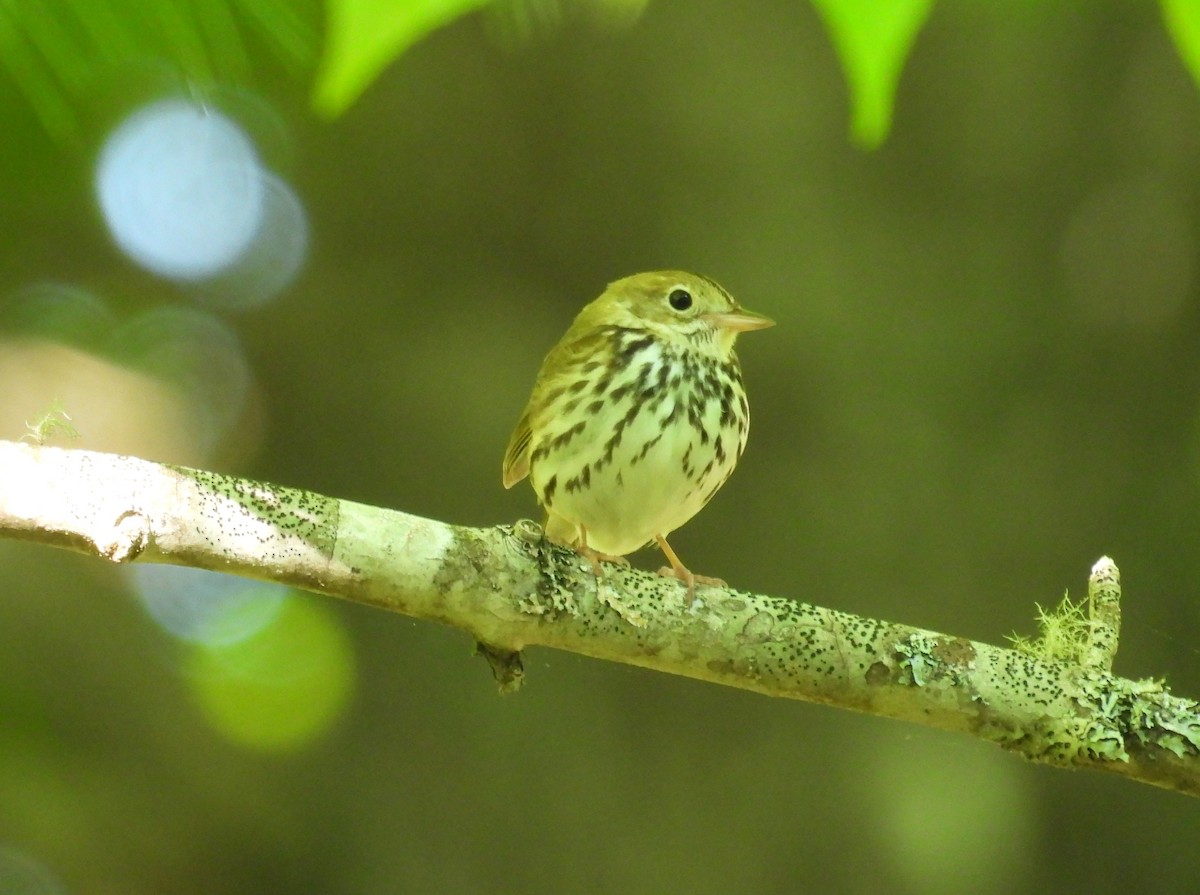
502;271;773;598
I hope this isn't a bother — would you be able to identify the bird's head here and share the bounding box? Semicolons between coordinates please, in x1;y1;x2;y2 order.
586;271;774;359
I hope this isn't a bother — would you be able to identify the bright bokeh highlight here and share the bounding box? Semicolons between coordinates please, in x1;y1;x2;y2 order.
129;565;287;646
0;292;261;463
95;97;308;308
194;171;309;311
107;305;253;455
185;596;356;752
872;739;1035;895
1;284;117;351
96;99;266;280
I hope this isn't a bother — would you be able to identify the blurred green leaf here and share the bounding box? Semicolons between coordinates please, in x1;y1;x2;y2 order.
0;0;318;141
1162;0;1200;93
811;0;934;148
313;0;492;116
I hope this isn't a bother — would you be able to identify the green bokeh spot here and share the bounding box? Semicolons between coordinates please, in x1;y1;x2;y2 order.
185;594;355;751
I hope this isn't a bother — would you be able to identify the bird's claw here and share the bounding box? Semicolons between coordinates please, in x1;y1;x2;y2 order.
655;565;726;605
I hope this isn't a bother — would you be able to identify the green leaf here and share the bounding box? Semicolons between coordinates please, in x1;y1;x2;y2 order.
1163;0;1200;93
0;0;318;142
314;0;491;117
811;0;934;148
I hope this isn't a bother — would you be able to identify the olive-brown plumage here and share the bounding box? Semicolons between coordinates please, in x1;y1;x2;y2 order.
503;271;772;597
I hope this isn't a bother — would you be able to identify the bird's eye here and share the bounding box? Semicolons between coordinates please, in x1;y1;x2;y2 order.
668;288;693;311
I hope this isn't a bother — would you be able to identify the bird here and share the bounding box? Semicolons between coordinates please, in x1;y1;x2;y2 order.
502;271;773;600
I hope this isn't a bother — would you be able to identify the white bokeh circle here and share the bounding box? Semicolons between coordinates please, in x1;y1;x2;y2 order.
96;99;266;280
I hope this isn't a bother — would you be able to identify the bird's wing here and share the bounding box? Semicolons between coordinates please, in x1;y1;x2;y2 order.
501;413;532;488
501;322;608;490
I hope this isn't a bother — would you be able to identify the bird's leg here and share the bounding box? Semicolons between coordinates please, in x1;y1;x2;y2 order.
655;535;725;604
567;525;630;604
543;515;628;576
575;525;630;577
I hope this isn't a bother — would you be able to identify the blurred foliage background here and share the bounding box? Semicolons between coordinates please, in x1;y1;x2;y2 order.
3;1;1200;892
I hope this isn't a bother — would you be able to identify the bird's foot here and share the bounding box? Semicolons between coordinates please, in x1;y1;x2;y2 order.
575;544;630;577
654;535;724;605
545;521;629;577
655;565;726;604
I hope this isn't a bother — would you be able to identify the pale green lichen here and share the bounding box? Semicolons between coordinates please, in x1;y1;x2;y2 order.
1008;591;1092;665
893;632;977;688
895;631;941;686
510;523;585;618
1044;673;1200;765
1120;678;1200;759
21;399;79;445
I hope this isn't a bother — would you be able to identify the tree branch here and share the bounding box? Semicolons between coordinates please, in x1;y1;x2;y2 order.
2;440;1198;796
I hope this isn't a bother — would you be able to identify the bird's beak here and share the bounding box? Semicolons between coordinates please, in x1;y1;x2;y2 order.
703;309;775;333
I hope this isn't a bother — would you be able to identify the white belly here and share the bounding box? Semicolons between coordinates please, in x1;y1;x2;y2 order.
530;382;745;556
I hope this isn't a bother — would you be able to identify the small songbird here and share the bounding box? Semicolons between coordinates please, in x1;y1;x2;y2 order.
502;271;773;598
